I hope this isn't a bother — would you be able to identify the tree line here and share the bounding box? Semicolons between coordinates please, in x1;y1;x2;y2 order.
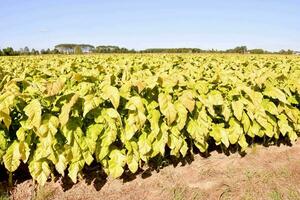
0;47;60;56
0;45;297;56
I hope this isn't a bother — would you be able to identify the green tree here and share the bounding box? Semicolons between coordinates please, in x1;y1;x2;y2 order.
2;47;15;56
51;49;60;54
31;48;39;55
74;46;83;54
24;46;30;55
249;49;265;54
279;49;293;55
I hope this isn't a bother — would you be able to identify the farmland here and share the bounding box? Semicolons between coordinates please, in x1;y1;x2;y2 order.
0;54;299;197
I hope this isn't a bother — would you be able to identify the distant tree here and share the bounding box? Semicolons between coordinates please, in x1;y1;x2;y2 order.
41;48;51;54
31;48;39;55
40;49;46;54
2;47;15;56
0;49;2;56
226;46;248;54
74;46;83;54
23;46;30;55
51;49;60;54
19;48;24;54
249;49;265;54
279;49;293;55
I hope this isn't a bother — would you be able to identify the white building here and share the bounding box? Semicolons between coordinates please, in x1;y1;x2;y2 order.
55;44;95;54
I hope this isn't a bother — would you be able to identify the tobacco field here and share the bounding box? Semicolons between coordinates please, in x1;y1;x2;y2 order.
0;54;299;186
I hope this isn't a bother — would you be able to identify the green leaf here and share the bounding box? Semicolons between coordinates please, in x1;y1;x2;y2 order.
55;154;68;176
174;101;187;130
263;86;289;104
180;141;188;157
127;154;139;173
0;109;11;129
228;118;243;144
19;141;31;162
59;94;79;126
83;95;102;116
96;145;110;161
241;112;251;132
0;130;8;150
46;78;64;96
125;96;145;112
106;108;121;120
158;93;177;125
68;160;85;183
24;99;42;129
3;141;21;172
147;109;161;141
86;124;104;153
138;132;152;155
108;149;126;178
238;135;248;152
207;90;223;106
178;90;195;112
187;118;208;152
222;104;231;122
261;99;278;116
278;114;293;136
232;100;243;121
288;131;298;142
29;160;51;186
248;120;261;138
210;124;229;147
102;85;120;109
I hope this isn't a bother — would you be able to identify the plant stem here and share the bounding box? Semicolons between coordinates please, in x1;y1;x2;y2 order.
8;172;13;187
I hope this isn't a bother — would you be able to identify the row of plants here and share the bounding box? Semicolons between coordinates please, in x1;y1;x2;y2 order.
0;54;299;185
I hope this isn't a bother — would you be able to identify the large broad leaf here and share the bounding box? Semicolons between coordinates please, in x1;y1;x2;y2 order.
86;124;104;153
29;159;51;186
102;85;120;109
126;154;139;173
248;120;261;138
24;99;42;129
3;141;21;172
241;112;251;132
68;160;85;183
59;94;79;126
158;93;177;125
178;90;195;112
46;78;64;96
210;124;229;147
187;118;209;152
263;86;289;104
147;109;161;143
0;108;11;129
231;100;243;121
238;135;248;152
278;114;293;136
55;154;68;176
138;132;152;155
261;99;278;116
108;149;126;178
0;130;8;151
174;101;187;130
83;95;103;117
125;96;145;112
207;90;223;106
228;118;243;145
222;104;231;122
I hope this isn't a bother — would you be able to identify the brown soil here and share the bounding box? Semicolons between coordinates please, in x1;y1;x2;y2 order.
2;141;300;200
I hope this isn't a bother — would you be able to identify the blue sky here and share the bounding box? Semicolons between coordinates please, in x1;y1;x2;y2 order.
0;0;299;51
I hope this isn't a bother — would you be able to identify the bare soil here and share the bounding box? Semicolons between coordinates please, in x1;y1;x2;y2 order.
2;141;300;200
